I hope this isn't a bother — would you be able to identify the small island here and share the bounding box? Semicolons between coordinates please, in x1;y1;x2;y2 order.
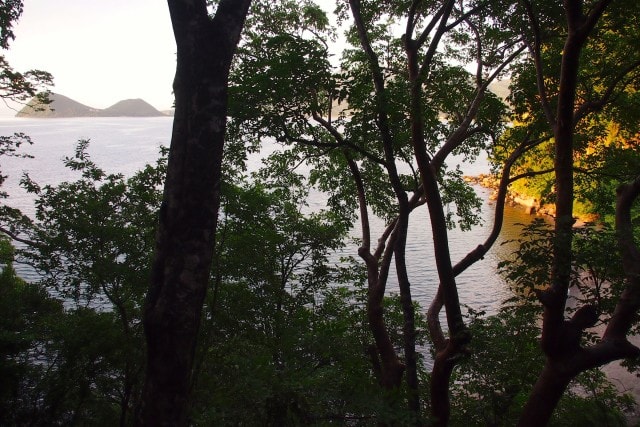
16;93;171;118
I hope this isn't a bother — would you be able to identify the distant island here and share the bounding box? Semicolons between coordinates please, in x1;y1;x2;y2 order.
16;93;172;118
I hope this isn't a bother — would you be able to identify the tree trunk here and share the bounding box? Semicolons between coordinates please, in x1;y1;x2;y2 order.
138;1;251;425
349;0;412;403
518;362;573;427
518;2;625;425
517;24;584;427
404;17;467;424
394;201;420;414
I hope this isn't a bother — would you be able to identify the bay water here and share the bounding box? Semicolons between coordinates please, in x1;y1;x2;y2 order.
3;117;638;411
0;117;531;314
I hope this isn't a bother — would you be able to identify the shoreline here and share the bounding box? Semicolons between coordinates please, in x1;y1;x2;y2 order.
465;173;599;225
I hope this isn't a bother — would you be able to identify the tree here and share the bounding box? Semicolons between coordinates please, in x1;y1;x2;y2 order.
491;219;638;425
496;1;640;425
0;142;166;425
449;297;635;425
139;0;252;425
228;0;640;423
189;177;420;424
229;0;531;423
0;0;51;236
0;0;52;110
0;238;68;425
3;133;399;423
497;0;640;220
2;0;638;424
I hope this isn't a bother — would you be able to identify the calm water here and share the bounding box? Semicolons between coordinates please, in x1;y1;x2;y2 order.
0;117;532;314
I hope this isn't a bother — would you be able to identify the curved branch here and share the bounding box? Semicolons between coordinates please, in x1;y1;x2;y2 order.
349;0;385;94
574;59;640;123
346;155;372;257
417;0;455;82
443;1;489;33
431;43;527;171
580;0;615;35
427;287;446;350
453;133;546;277
414;1;449;50
405;0;422;42
508;167;555;184
373;217;397;261
311;112;387;166
349;0;406;198
428;132;548;355
0;225;41;248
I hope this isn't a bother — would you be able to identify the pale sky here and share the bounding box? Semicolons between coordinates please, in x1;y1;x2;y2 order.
0;1;343;118
1;0;176;117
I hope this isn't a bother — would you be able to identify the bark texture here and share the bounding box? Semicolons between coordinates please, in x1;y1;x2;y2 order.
138;1;251;425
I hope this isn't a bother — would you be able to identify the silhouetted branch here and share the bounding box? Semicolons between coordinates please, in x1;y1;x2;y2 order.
0;225;41;248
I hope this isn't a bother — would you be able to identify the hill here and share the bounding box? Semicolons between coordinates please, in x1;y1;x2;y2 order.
101;98;167;117
17;93;100;118
16;93;167;118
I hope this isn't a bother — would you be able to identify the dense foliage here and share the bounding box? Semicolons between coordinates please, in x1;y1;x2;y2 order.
1;142;432;424
494;1;640;221
1;0;639;425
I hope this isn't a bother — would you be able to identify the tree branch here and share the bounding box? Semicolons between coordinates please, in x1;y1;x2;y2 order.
443;2;489;33
427;287;446;350
414;1;449;49
574;59;640;123
431;44;526;172
508;167;555;184
311;112;387;166
417;0;455;82
0;225;41;248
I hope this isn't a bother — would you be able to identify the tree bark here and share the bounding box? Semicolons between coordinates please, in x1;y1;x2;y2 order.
518;2;631;425
404;6;470;423
608;176;640;338
349;0;411;399
138;1;251;425
518;362;573;427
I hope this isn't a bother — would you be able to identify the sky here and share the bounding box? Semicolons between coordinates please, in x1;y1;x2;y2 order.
1;0;177;117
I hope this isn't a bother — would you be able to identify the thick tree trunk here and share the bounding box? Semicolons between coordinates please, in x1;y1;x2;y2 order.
367;282;406;389
522;177;640;425
538;32;582;360
518;362;573;427
429;341;464;426
138;1;251;425
421;168;469;426
517;25;585;427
